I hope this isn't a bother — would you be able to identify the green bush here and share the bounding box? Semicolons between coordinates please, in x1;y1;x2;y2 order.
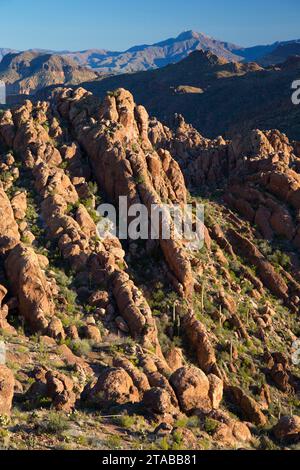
37;412;70;435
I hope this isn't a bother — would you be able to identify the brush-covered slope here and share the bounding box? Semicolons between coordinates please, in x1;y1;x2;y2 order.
0;88;299;450
259;41;300;66
63;50;299;141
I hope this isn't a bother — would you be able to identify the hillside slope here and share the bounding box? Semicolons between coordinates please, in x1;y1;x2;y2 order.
0;87;299;450
62;51;300;141
260;42;300;66
0;51;100;95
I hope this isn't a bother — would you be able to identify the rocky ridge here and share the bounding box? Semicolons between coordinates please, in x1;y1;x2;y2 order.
0;87;299;450
0;51;101;96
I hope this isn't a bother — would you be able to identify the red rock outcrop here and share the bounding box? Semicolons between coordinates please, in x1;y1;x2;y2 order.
273;416;300;442
55;88;194;297
0;97;165;357
170;366;213;414
0;365;14;416
227;386;267;426
5;244;56;333
0;188;20;254
183;310;217;374
0;284;15;334
87;367;140;407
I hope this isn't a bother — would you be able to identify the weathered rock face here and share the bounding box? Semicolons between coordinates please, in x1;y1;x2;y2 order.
5;244;55;333
0;365;14;416
113;356;150;397
183;311;217;374
55;88;194;297
27;367;77;412
266;352;294;393
209;409;252;447
87;367;140;407
170;366;212;414
155;120;300;256
227;229;290;301
273;416;300;442
11;191;27;220
0;87;299;449
0;284;15;333
0;96;165;358
227;131;300;257
0;188;20;254
208;374;223;410
82;323;101;343
143;387;177;416
45;370;76;412
148;114;228;186
47;318;66;341
228;386;267;426
147;371;178;407
165;347;184;372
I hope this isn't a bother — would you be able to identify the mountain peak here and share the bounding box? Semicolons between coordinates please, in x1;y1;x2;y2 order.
176;30;208;41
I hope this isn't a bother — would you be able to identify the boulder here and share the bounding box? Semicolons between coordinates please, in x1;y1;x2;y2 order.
82;324;101;343
47;318;65;341
208;374;223;409
0;188;20;254
113;356;150;396
5;243;55;332
11;191;27;220
143;387;176;415
115;316;130;333
88;290;110;309
228;386;267;426
170;366;211;413
0;365;14;416
273;416;300;442
88;367;139;407
45;370;76;412
165;347;184;372
183;312;216;373
0;284;16;334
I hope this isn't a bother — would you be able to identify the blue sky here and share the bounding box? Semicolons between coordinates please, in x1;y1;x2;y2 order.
1;0;299;51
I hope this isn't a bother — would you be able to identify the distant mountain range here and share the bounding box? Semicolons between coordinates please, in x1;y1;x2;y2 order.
0;48;16;62
65;50;300;141
0;51;102;95
1;31;300;74
63;31;244;72
259;41;300;66
2;31;300;142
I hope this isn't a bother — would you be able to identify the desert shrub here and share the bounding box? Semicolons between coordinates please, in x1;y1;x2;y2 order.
70;339;92;357
204;417;219;435
105;435;122;450
268;250;291;270
113;415;136;428
38;412;70;435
